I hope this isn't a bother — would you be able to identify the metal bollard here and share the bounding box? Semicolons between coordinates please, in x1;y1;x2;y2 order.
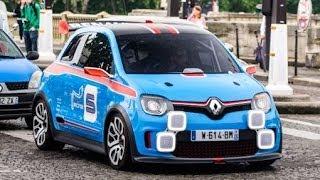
236;26;240;58
295;29;298;76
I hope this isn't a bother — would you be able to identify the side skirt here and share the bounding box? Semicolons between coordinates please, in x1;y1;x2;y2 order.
52;130;106;155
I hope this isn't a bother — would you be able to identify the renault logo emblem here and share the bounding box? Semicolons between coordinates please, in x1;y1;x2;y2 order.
209;99;222;116
0;85;3;92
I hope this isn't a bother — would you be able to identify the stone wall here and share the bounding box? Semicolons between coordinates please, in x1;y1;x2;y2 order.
208;21;309;64
129;9;320;65
306;28;320;68
207;12;320;26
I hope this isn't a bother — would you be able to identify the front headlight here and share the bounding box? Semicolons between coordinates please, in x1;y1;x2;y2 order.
28;71;43;89
141;96;171;116
251;92;271;113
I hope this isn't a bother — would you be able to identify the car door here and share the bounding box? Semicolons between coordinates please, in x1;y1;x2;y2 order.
62;32;114;142
50;34;87;131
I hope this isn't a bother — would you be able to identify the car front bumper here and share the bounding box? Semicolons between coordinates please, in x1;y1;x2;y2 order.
133;153;282;164
0;92;35;120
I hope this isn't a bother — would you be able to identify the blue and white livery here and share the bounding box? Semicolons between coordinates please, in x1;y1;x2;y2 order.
32;22;282;170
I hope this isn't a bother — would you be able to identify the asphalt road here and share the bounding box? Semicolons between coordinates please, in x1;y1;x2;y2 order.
0;115;319;180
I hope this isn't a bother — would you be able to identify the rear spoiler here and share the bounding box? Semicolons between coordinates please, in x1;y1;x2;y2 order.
68;21;129;32
63;18;197;33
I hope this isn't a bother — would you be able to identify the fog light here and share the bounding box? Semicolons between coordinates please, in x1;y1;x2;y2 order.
167;111;187;132
248;110;265;130
156;132;176;152
257;129;275;150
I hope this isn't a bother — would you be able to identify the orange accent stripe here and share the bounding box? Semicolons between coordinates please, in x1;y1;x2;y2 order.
45;63;137;98
164;24;179;35
182;73;205;77
145;24;161;34
172;99;251;108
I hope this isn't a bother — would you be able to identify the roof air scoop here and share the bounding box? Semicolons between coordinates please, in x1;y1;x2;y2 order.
182;68;205;77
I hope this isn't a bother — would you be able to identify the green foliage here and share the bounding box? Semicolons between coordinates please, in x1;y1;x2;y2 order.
2;0;14;11
3;0;320;14
218;0;320;14
219;0;261;13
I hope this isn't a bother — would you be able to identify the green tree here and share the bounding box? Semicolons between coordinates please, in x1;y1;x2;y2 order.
219;0;261;13
4;0;320;14
287;0;320;14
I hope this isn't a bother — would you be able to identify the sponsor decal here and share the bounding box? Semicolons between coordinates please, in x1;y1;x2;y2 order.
84;85;98;123
71;86;84;110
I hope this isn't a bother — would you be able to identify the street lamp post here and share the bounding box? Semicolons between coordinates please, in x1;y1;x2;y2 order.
263;0;293;96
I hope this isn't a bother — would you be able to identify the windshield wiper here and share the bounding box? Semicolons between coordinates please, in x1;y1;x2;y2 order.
0;55;22;59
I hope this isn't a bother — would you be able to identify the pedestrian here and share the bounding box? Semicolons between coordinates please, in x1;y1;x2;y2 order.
187;6;207;29
259;15;269;71
21;0;40;53
14;0;24;43
212;0;219;14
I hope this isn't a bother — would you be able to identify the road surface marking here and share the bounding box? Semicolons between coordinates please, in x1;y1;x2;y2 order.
282;127;320;140
0;130;33;142
282;118;320;128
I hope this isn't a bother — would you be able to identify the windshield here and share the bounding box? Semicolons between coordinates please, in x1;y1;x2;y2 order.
117;34;240;74
0;30;24;59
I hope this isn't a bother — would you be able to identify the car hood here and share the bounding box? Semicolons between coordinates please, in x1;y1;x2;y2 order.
0;58;39;82
127;73;265;102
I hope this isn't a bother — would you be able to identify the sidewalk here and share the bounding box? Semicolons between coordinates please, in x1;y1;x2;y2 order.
254;65;320;87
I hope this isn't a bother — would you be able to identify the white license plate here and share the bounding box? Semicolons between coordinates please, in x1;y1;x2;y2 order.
191;129;239;142
0;97;19;105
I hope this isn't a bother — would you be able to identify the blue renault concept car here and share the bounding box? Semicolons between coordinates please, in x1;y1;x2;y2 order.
0;29;40;128
32;22;282;170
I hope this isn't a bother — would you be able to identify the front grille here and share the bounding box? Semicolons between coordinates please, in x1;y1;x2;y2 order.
173;130;258;158
5;82;29;91
173;104;251;120
0;93;34;118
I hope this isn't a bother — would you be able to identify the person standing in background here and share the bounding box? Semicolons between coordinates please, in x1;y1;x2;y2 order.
212;0;219;14
187;6;207;29
21;0;40;52
14;0;24;43
259;15;269;71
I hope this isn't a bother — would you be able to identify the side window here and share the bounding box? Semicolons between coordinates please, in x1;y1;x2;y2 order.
60;35;82;62
77;33;114;74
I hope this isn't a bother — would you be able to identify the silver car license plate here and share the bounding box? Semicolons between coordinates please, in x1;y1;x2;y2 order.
0;97;19;105
191;129;239;142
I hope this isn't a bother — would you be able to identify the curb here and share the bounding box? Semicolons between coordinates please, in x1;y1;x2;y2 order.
276;101;320;114
254;73;320;88
273;94;311;102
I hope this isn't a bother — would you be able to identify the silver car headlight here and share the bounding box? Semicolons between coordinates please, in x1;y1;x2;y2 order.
141;96;171;116
28;71;43;89
251;92;271;113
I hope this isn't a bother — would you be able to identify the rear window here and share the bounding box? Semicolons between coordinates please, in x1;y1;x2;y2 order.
117;34;240;74
0;30;23;59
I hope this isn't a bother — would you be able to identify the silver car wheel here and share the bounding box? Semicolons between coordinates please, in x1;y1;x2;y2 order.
107;117;126;166
33;102;48;146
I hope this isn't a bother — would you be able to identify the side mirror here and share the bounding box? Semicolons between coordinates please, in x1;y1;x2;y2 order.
26;51;39;61
84;67;112;78
246;65;257;75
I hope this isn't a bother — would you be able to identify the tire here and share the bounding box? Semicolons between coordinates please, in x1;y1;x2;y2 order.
249;159;276;168
106;113;132;170
32;99;65;151
24;116;33;130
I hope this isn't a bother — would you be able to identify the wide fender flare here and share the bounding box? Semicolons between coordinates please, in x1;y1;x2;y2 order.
105;105;139;158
